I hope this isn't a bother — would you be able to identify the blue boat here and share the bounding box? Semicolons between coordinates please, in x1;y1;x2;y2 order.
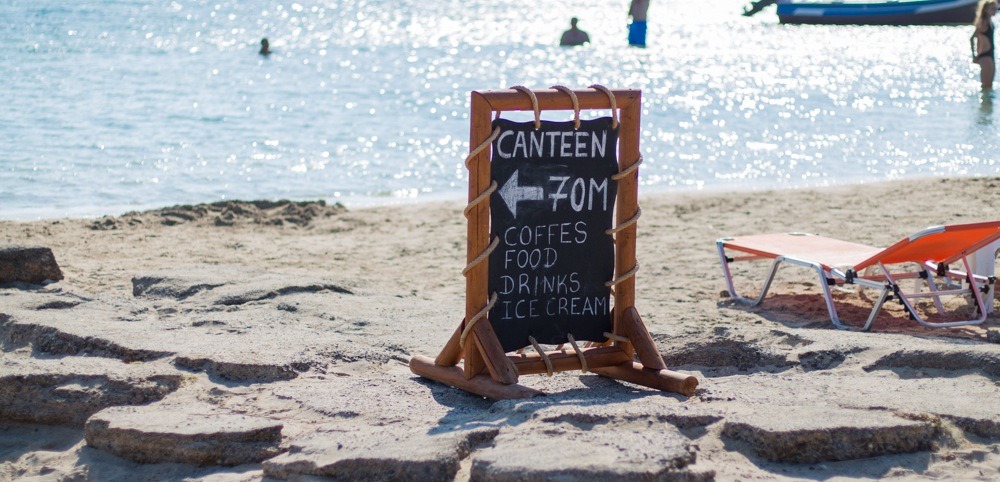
743;0;978;25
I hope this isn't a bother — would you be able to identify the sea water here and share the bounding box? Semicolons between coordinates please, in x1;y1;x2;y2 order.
2;0;998;219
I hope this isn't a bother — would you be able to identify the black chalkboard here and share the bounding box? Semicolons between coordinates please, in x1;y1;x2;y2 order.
488;117;619;352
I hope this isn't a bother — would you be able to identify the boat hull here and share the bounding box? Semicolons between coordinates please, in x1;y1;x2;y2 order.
777;0;978;25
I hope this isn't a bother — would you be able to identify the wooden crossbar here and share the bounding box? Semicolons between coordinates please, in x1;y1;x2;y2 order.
509;346;633;376
473;88;639;111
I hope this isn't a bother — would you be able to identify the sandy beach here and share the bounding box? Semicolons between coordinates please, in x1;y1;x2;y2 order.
2;177;999;481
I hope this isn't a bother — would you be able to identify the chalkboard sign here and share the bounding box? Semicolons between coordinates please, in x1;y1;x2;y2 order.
488;117;619;352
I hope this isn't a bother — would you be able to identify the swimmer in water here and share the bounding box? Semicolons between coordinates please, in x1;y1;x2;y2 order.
973;0;997;90
259;38;271;56
559;18;590;46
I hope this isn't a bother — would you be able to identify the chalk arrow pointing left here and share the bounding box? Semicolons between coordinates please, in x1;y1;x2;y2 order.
499;170;543;218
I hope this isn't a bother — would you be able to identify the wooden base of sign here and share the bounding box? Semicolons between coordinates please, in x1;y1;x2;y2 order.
410;355;544;400
410;308;698;399
591;363;699;396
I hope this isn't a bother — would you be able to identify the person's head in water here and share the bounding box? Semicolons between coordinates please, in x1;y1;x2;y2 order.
560;17;590;46
259;38;270;55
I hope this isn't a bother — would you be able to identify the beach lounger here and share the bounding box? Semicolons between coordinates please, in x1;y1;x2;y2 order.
717;221;1000;330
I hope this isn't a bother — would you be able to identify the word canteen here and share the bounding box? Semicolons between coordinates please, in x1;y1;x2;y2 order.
494;128;609;160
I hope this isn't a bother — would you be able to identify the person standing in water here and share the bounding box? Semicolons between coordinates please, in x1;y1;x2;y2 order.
628;0;649;47
559;18;590;46
973;0;997;90
259;38;271;56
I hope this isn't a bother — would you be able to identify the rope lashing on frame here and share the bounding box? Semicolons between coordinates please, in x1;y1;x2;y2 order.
462;236;499;276
463;181;497;218
603;153;643;284
529;336;554;376
457;114;504;351
566;334;588;373
550;85;581;129
605;154;643;236
606;262;640;289
510;85;541;129
606;206;642;236
464;127;501;170
612;154;643;181
460;292;498;349
588;84;619;129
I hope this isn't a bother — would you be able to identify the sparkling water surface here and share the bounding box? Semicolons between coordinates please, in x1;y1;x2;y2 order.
2;0;998;219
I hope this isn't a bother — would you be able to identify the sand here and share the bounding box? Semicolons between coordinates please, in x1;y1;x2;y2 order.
1;177;999;481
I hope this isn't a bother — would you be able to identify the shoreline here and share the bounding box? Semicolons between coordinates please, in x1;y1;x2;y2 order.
1;175;999;480
0;172;987;222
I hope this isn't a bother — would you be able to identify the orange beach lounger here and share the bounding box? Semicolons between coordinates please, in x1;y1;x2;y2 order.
717;221;1000;331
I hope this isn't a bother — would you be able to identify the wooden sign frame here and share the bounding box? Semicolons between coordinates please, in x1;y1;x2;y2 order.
410;87;698;399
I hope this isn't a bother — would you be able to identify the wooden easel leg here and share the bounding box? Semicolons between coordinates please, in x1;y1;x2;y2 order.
410;355;543;400
620;307;666;370
464;337;486;379
411;320;532;399
595;308;697;396
434;322;464;367
592;362;698;397
468;318;519;384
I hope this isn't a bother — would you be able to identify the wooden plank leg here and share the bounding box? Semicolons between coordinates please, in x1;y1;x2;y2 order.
454;318;519;384
620;308;667;370
464;337;487;379
410;355;543;400
434;321;464;367
469;318;519;384
592;362;698;397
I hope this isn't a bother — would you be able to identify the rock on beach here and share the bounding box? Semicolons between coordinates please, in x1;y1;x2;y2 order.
263;428;491;480
0;356;182;427
470;425;711;481
0;246;62;284
84;405;284;466
722;407;936;463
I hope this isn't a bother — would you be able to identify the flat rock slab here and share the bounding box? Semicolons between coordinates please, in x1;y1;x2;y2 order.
471;425;708;481
695;354;1000;439
1;293;404;383
837;374;1000;438
84;405;284;466
723;407;935;463
131;267;353;305
866;348;1000;378
0;246;62;284
0;356;181;427
263;427;491;481
1;308;172;362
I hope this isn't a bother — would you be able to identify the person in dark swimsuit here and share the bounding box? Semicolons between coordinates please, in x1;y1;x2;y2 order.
973;0;997;90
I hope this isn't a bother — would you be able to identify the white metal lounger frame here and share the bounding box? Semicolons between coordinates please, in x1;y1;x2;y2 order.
717;230;996;331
